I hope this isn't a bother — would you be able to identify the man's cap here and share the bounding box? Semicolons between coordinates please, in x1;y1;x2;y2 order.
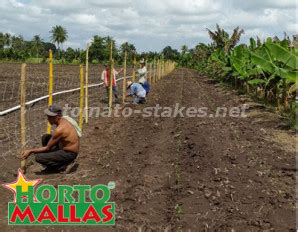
140;59;145;64
126;81;133;89
44;105;62;116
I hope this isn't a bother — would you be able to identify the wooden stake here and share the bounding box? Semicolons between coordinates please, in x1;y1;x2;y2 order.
79;65;84;130
47;49;53;133
157;59;160;81
85;44;89;123
148;62;152;84
153;58;156;84
108;41;113;111
122;50;127;103
162;59;164;78
20;63;27;173
132;55;136;82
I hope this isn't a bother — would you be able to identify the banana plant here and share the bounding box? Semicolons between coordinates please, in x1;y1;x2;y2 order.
250;39;297;83
249;39;297;107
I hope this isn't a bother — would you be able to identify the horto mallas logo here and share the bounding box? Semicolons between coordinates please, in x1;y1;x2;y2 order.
2;169;116;225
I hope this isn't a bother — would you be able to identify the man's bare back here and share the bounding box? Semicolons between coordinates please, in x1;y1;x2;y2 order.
55;118;79;153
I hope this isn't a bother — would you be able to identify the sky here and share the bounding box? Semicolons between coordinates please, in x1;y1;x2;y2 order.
0;0;297;52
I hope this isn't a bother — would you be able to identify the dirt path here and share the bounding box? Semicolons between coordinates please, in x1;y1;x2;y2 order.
0;68;295;231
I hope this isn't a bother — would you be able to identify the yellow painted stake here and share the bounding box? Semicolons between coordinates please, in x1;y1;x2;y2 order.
20;63;27;173
85;44;89;123
108;41;114;111
122;50;127;103
47;50;53;134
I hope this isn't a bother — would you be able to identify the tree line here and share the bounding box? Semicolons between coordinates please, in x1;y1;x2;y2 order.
0;25;183;64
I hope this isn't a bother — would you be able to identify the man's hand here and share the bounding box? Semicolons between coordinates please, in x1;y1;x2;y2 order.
20;150;32;160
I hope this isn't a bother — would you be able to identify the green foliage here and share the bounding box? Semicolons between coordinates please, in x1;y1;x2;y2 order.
180;24;297;125
207;24;244;53
50;25;68;50
162;46;179;61
119;42;136;64
0;26;178;65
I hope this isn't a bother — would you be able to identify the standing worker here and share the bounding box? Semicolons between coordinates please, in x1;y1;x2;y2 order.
101;64;123;102
137;59;150;95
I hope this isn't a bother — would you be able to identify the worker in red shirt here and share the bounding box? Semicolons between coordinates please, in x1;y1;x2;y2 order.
101;64;123;101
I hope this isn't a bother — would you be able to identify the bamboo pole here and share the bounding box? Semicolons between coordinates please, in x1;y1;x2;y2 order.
162;59;164;78
161;59;163;79
85;44;89;123
148;62;152;84
132;55;136;82
162;60;164;77
160;55;163;78
157;59;160;81
108;41;113;111
79;65;84;130
47;50;53;133
153;58;156;84
122;50;127;103
165;61;168;75
160;58;162;79
20;63;27;173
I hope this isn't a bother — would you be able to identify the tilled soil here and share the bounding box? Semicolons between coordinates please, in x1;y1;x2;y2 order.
0;68;295;231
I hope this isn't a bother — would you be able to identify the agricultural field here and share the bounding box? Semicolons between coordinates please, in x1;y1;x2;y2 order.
0;67;296;231
0;63;133;111
0;62;132;163
0;0;297;231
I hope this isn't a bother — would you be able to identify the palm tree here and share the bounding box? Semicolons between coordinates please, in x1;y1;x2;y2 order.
50;25;68;58
180;45;190;67
103;36;117;61
181;45;188;55
4;33;11;48
31;35;43;58
0;33;11;49
120;42;136;61
207;24;244;53
89;35;105;62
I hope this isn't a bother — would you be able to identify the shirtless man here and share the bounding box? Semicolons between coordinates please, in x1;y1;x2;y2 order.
20;105;80;173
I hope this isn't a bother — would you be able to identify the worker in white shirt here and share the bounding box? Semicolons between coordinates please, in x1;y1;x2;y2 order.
126;81;146;104
137;59;150;95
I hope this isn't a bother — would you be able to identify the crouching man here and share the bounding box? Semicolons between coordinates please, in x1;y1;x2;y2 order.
20;105;81;173
126;81;146;104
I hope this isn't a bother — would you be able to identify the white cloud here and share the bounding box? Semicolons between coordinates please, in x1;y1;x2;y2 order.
9;0;25;8
89;0;133;8
64;14;98;25
0;0;296;52
286;24;298;34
